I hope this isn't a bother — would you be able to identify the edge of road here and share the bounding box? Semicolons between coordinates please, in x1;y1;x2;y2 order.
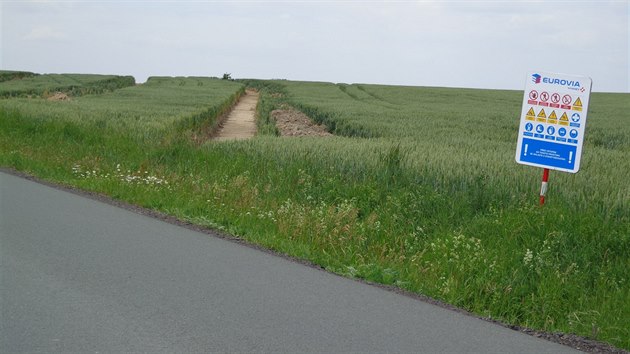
2;167;625;354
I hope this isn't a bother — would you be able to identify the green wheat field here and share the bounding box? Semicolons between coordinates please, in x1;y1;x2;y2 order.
1;71;628;349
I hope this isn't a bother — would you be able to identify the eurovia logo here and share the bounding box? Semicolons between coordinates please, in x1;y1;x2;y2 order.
532;74;542;84
532;72;582;90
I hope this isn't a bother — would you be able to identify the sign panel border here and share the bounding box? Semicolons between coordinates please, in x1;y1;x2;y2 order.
515;70;592;173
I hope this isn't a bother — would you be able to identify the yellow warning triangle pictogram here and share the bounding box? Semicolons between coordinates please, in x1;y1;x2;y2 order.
548;110;557;119
526;107;536;117
573;97;583;107
560;112;569;121
537;109;547;118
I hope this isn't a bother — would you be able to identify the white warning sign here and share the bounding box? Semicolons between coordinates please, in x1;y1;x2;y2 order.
515;71;592;173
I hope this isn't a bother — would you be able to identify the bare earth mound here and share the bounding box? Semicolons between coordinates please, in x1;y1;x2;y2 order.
47;92;70;101
272;108;333;137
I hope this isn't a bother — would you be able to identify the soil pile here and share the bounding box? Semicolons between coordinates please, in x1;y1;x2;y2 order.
47;92;70;101
272;108;332;137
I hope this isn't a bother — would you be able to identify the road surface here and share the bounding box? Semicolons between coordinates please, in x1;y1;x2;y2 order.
0;172;579;353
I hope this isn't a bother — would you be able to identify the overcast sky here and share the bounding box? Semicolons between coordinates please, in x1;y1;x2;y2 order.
1;0;628;92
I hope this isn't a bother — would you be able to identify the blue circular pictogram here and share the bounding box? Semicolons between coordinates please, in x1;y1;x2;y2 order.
547;126;555;135
558;127;567;136
525;123;533;131
571;113;581;122
570;129;578;138
536;124;544;133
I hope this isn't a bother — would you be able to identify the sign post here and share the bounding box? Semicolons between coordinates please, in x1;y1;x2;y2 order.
540;168;549;205
515;71;592;204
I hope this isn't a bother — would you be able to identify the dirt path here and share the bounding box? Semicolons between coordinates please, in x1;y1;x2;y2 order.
214;89;259;141
215;91;331;140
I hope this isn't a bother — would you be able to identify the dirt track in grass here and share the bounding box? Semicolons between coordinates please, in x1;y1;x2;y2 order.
214;89;258;141
214;90;332;141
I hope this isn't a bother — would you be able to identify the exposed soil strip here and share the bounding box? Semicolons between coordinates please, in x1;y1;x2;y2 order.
214;89;258;141
47;92;71;101
272;107;333;137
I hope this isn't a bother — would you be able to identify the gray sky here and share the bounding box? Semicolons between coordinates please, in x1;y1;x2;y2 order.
1;0;628;92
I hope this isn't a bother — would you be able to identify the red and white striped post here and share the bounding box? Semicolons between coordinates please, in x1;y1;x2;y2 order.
539;168;550;205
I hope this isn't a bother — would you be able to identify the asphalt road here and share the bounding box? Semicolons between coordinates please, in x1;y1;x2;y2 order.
0;171;579;353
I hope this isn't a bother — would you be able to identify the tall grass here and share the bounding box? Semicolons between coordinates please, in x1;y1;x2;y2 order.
0;73;135;98
1;76;244;140
279;81;630;221
1;77;628;350
0;70;38;82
